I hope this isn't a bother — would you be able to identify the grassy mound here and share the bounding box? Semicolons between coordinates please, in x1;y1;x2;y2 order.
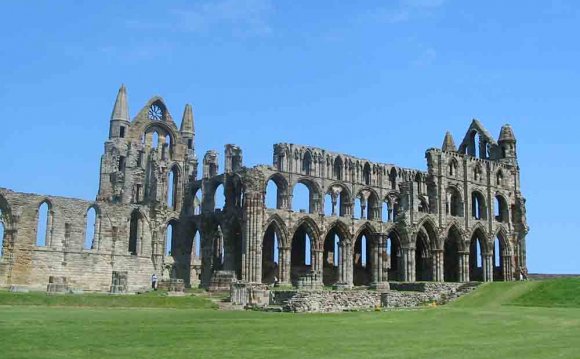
451;281;537;308
0;290;218;309
510;277;580;308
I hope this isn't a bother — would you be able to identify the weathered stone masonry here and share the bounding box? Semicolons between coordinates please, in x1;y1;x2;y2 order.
0;85;529;291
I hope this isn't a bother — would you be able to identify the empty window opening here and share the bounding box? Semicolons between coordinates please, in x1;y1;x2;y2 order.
389;168;397;190
292;182;310;213
446;188;463;217
193;231;201;258
382;202;390;222
418;198;429;213
474;166;482;182
495;195;508;222
118;156;126;171
333;157;343;180
128;210;142;255
214;184;225;211
167;167;178;210
192;189;202;215
152;132;159;149
265;180;278;209
496;171;504;186
36;202;50;247
448;160;457;177
84;207;97;250
302;152;313;175
187;139;193;150
363;163;371;185
324;194;333;216
354;197;364;219
471;192;486;220
120;126;126;138
165;223;175;256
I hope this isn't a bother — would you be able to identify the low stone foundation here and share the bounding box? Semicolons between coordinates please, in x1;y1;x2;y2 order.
46;276;69;294
209;271;237;292
231;282;270;308
267;282;480;313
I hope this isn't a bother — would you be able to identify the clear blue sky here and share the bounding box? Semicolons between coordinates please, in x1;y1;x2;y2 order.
0;1;578;273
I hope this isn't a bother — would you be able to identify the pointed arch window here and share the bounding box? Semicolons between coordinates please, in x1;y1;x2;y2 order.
302;151;313;176
167;166;179;210
84;206;99;250
448;160;458;177
36;201;52;247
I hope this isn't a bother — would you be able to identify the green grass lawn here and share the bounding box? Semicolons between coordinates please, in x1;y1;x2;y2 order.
0;280;579;359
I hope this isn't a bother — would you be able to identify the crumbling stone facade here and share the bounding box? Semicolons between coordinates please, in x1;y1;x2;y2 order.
0;85;529;292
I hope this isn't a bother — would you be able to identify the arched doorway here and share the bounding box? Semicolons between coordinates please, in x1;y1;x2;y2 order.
469;229;487;281
444;226;462;282
262;221;285;284
290;221;315;285
493;232;508;281
353;228;373;286
385;230;402;281
323;223;347;286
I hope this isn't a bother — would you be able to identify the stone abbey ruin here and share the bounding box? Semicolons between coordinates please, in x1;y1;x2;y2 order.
0;85;528;298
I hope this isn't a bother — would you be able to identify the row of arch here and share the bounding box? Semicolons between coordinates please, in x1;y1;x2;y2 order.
275;146;418;189
265;176;403;219
448;158;506;187
446;187;509;222
260;216;512;286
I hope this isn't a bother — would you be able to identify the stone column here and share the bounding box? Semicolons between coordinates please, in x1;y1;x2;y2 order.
370;234;385;285
483;254;493;282
242;191;264;283
458;251;470;283
338;241;353;287
278;246;291;285
400;247;415;282
431;249;444;282
503;253;513;281
312;248;323;282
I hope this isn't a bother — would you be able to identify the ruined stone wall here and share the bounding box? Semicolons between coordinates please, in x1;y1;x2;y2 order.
0;188;155;291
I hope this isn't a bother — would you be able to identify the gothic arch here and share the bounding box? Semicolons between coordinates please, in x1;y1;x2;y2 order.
353;221;378;241
444;224;464;282
323;220;352;245
263;214;289;247
353;222;375;286
292;177;322;214
416;216;439;249
290;217;321;246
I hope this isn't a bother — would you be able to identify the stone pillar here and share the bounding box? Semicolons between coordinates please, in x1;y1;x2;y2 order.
400;247;415;282
483;254;493;282
312;248;323;278
458;251;470;282
371;234;385;285
503;253;513;281
338;241;353;287
431;249;444;282
242;191;264;283
279;246;291;285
